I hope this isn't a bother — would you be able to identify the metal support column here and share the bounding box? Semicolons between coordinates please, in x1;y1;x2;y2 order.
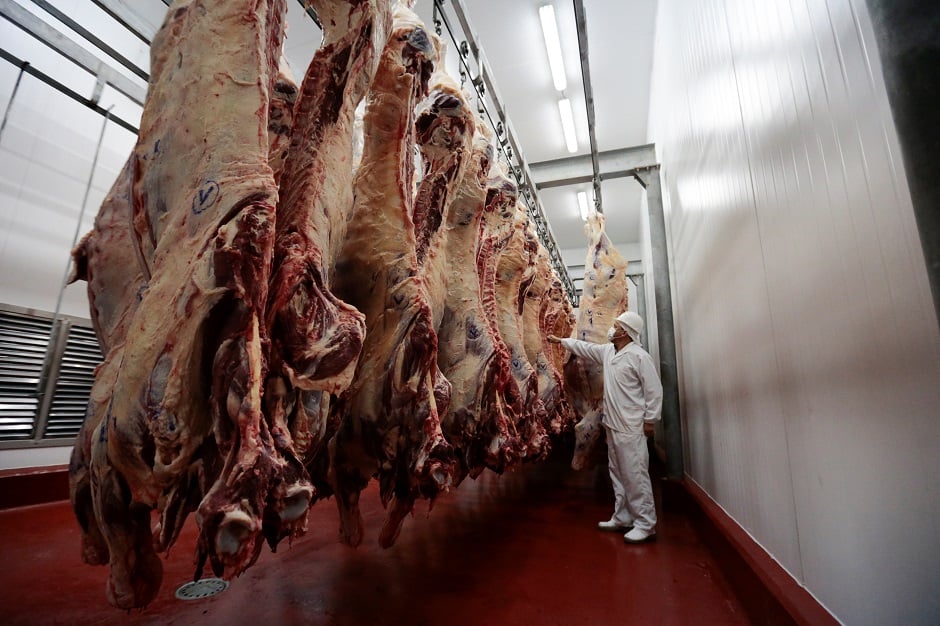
633;165;683;480
628;273;647;347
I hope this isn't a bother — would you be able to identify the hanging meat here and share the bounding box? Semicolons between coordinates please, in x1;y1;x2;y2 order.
474;169;532;459
565;212;629;470
68;50;302;572
69;0;294;608
521;241;573;435
267;57;300;185
491;201;550;459
265;0;391;512
329;5;449;549
373;61;479;532
541;276;576;412
437;127;525;481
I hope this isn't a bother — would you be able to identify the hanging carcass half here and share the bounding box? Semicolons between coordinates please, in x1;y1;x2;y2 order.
329;5;449;549
71;0;291;608
565;212;629;470
492;202;550;459
521;240;574;435
265;0;391;510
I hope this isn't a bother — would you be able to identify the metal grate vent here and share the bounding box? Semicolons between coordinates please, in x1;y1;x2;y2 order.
175;578;229;600
44;324;103;439
0;310;53;442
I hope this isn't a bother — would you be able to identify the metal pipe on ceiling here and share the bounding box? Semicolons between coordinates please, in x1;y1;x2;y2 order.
572;0;602;214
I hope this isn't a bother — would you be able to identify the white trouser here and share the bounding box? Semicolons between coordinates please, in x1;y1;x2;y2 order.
606;426;656;532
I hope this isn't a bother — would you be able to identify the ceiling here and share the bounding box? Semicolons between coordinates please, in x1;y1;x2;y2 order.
17;0;658;254
409;0;658;252
279;0;657;253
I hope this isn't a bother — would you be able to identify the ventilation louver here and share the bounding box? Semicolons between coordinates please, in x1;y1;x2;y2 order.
0;310;54;442
44;324;103;439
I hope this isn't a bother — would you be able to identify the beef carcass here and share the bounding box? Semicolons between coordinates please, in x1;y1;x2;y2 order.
69;50;302;572
75;0;292;607
492;203;550;458
268;57;299;184
479;177;548;459
521;241;573;435
436;127;526;480
329;6;447;549
265;0;390;513
541;275;576;425
368;62;478;531
67;156;147;574
564;212;628;470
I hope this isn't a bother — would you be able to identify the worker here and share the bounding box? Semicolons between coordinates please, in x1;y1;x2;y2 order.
548;311;663;544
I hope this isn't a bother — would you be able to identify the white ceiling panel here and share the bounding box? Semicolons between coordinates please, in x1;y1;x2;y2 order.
42;0;657;253
539;176;644;250
413;0;657;249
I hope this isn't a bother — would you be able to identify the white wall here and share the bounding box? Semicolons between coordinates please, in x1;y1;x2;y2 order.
0;3;144;319
649;1;940;624
0;445;73;470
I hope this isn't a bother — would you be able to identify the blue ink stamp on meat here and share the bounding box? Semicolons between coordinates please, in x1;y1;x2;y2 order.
192;180;220;214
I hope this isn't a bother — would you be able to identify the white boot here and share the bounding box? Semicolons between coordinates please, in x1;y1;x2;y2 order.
623;527;656;543
597;519;633;532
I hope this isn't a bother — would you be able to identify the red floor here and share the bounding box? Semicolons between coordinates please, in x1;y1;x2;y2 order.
0;454;750;625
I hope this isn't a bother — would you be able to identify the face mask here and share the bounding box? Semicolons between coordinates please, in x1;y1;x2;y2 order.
607;327;616;341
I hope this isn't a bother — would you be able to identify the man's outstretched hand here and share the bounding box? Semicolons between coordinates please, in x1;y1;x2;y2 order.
546;335;562;344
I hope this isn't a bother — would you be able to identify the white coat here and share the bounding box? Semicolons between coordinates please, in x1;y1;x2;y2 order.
561;337;664;532
559;338;663;433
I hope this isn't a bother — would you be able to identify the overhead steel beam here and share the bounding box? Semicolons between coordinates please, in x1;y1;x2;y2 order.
1;0;146;106
89;0;157;44
28;0;148;81
0;48;139;134
573;0;602;213
530;144;657;188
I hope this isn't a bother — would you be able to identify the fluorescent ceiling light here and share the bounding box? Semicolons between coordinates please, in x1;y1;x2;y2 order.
558;98;578;153
539;4;567;92
578;190;595;221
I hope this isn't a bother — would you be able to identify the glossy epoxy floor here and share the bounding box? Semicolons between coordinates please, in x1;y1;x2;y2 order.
0;454;750;625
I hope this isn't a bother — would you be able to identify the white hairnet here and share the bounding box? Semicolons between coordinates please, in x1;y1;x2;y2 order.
614;311;644;344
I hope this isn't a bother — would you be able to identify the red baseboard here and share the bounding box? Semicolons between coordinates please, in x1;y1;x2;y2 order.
0;465;69;510
675;477;839;626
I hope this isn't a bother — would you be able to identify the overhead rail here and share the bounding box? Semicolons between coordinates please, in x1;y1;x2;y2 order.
572;0;602;215
432;0;578;306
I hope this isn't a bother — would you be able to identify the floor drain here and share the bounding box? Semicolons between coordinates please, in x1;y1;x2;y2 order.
175;578;229;601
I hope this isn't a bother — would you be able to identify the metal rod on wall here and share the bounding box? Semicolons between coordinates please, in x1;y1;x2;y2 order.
0;59;26;143
33;107;112;440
